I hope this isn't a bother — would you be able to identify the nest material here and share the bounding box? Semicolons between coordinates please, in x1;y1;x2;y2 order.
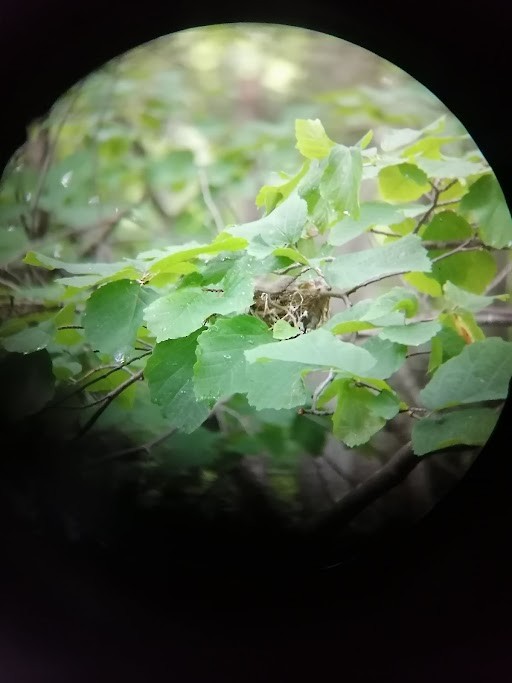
250;279;330;334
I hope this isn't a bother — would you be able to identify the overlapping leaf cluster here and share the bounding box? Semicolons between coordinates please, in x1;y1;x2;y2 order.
1;116;511;462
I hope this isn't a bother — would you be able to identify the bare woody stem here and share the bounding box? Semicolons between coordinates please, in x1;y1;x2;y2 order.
305;441;479;537
75;368;144;438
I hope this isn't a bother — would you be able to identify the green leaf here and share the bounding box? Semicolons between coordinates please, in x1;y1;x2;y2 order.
325;289;416;332
145;331;211;433
319;144;362;218
328;201;406;246
415;157;487;179
331;381;393;446
1;325;51;353
428;335;443;374
245;328;376;376
324;234;431;291
361;336;408;379
443;281;506;313
148;233;248;275
378;164;430;203
246;360;310;410
403;272;443;297
379;320;441;346
420;337;512;409
23;251;130;276
272;247;309;265
144;257;255;342
272;319;300;340
295;119;335;159
422;210;472;240
412;407;499;456
0;225;29;265
381;127;423;152
83;280;155;359
356;130;374;149
402;135;468;160
194;315;273;400
460;174;512;249
227;192;308;257
256;160;310;212
431;250;496;294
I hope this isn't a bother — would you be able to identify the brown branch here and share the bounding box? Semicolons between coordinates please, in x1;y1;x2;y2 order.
413;179;458;235
306;441;479;537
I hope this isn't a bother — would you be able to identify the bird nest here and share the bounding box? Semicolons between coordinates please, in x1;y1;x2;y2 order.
250;279;330;334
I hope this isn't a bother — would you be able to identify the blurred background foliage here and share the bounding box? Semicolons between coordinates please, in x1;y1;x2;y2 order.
0;23;458;266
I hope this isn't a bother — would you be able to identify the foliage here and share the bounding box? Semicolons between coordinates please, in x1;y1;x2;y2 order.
1;111;510;483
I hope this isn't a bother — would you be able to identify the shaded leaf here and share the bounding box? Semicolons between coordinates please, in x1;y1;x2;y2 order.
420;337;512;409
412;407;499;455
324;234;431;291
145;332;211;433
83;280;155;358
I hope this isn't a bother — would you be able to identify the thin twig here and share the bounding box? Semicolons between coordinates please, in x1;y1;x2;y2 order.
75;369;144;438
485;260;512;294
431;237;474;262
48;352;151;409
413;179;458;235
88;427;178;467
198;167;224;233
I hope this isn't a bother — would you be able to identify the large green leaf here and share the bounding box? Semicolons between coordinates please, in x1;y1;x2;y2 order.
227;191;308;257
144;257;255;342
379;320;441;346
0;225;28;265
378;163;430;203
380;127;423;152
431;250;496;294
246;360;311;410
328;201;406;246
1;325;52;354
422;210;472;240
325;288;418;333
255;160;310;212
147;233;248;275
319;144;363;219
295;119;335;160
245;328;376;376
361;336;408;379
443;281;507;313
412;407;499;455
194;315;273;400
330;380;399;446
415;157;487;179
324;234;431;291
145;332;211;433
83;280;154;359
420;337;512;409
460;174;512;249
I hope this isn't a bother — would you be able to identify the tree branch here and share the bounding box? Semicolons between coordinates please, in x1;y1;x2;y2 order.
75;368;144;438
306;441;479;537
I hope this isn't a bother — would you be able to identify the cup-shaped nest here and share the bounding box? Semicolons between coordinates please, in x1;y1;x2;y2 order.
250;280;330;334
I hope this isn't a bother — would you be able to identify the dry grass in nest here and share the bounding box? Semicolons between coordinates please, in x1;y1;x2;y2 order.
250;279;330;333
